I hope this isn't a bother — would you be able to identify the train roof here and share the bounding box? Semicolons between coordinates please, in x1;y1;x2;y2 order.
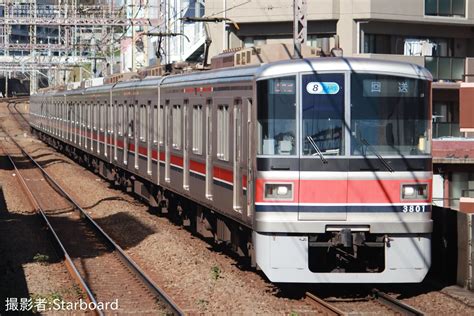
32;57;432;98
84;83;114;94
256;57;433;81
160;65;260;87
112;76;161;91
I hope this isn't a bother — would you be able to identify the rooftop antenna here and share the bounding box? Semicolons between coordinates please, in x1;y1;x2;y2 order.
293;0;307;59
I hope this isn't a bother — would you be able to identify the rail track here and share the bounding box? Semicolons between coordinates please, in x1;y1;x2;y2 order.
372;288;424;316
305;292;346;315
0;122;184;315
6;98;30;131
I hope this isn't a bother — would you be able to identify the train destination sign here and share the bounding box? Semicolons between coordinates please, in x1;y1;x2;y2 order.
363;78;421;97
270;78;296;94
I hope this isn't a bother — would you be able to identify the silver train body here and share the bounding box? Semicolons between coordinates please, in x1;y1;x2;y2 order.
30;58;433;283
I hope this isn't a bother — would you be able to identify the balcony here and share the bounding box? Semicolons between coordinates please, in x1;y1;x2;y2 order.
433;122;462;138
425;57;465;81
460;189;474;213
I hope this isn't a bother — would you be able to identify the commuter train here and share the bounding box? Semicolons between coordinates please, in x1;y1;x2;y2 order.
29;57;433;283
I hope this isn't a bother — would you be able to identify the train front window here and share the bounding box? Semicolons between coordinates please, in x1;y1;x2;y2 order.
257;76;296;156
351;74;431;156
302;74;344;156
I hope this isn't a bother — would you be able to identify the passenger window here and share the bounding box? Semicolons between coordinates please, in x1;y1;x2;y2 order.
128;103;134;137
100;101;106;131
140;104;147;142
159;105;164;145
217;105;229;161
192;105;203;155
172;104;182;149
153;105;158;144
257;76;296;156
118;104;123;135
93;103;97;130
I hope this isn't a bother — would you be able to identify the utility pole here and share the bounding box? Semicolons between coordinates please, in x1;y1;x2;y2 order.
131;0;136;72
293;0;307;59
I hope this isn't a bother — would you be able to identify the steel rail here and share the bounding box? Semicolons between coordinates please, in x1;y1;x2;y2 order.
10;102;30;129
0;129;104;316
372;288;424;316
305;292;347;315
1;126;184;316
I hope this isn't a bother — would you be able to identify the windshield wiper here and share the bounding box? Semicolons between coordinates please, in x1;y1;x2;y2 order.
361;138;394;173
306;136;328;164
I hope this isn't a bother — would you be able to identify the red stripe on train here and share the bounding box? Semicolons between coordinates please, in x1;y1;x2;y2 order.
255;179;432;204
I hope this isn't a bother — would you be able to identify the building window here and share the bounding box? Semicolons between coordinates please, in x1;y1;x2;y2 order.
307;35;334;51
425;0;465;17
217;105;230;160
243;36;267;48
192;105;203;154
362;34;452;57
172;104;182;149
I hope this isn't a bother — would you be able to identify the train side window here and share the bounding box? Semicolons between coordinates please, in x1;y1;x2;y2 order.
112;100;117;134
94;102;100;131
159;105;164;145
128;103;134;138
217;104;229;161
192;105;203;155
140;104;147;142
172;104;182;149
92;103;97;130
256;76;296;156
118;103;124;136
153;105;158;144
123;100;128;135
81;102;85;127
100;101;105;132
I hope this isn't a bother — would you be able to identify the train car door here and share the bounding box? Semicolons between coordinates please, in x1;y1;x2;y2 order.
110;98;115;163
298;73;348;221
124;99;129;165
233;98;243;213
205;98;213;200
164;100;171;183
245;98;254;221
147;100;153;177
183;99;190;190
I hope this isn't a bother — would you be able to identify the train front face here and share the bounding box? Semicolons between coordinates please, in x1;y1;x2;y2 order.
253;58;433;283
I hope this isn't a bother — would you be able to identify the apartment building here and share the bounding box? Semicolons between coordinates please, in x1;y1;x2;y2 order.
176;0;473;212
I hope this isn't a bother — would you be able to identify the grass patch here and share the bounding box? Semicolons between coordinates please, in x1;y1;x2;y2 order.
32;253;49;264
210;265;221;280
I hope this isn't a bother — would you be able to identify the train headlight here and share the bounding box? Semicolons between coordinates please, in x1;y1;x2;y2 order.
264;183;293;200
401;184;428;200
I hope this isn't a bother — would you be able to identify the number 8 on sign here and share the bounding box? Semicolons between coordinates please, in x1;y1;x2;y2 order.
306;82;340;95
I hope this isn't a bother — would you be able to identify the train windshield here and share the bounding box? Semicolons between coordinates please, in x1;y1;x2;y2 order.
257;76;297;156
350;74;431;156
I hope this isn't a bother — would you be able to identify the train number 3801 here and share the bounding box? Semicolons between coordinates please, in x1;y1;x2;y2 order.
402;205;426;213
